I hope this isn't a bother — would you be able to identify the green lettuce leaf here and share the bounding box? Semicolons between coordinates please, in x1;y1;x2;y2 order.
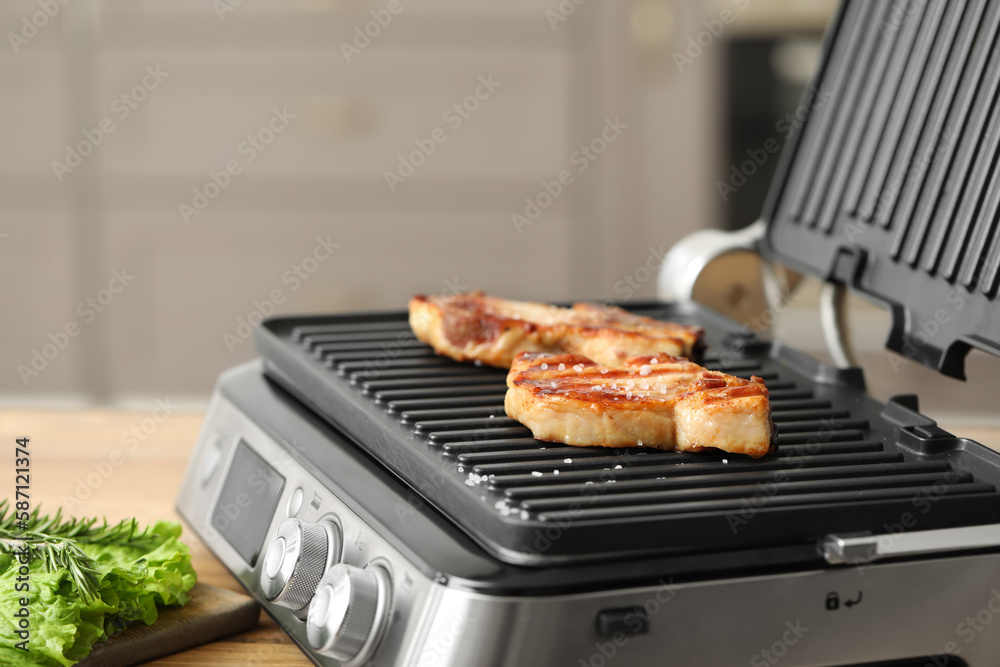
0;521;196;666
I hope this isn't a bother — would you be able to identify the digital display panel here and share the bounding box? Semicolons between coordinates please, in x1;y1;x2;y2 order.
211;440;285;565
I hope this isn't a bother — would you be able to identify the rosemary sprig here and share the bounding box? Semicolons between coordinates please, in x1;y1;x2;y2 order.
0;500;161;601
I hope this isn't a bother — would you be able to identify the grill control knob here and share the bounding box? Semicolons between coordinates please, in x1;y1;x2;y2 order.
260;518;339;613
307;563;392;663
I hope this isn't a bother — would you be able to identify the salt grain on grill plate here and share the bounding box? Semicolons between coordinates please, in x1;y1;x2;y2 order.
564;458;573;463
494;499;515;517
614;464;622;470
531;471;543;477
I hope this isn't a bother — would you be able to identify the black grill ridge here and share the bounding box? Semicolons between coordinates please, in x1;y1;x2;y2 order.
258;306;1000;565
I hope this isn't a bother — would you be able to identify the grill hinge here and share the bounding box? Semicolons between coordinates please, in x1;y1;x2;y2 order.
822;525;1000;565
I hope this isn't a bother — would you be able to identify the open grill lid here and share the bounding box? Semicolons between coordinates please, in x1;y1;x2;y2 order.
257;306;1000;567
762;0;1000;379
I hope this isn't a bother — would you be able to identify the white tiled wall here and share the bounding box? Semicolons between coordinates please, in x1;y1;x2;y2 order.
1;0;825;399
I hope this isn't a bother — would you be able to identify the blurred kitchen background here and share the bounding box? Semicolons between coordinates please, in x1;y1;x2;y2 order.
2;0;998;426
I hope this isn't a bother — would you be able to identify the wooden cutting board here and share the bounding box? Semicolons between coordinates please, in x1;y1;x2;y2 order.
77;583;261;667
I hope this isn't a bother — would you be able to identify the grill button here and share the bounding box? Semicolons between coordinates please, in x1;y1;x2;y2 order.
307;563;392;663
260;519;339;613
596;608;649;636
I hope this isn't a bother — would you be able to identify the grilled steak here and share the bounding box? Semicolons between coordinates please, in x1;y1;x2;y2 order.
505;351;776;458
409;292;704;369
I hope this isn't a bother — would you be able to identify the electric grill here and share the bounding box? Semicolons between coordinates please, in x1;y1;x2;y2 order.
177;1;1000;665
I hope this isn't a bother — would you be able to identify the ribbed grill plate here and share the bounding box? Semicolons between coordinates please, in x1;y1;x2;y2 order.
257;304;1000;566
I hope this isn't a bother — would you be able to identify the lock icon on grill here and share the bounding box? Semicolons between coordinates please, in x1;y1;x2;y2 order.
826;593;840;611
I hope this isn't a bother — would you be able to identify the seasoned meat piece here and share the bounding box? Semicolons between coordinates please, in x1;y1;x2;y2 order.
505;351;775;458
409;292;703;369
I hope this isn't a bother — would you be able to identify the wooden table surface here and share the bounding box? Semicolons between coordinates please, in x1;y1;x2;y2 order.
1;407;998;665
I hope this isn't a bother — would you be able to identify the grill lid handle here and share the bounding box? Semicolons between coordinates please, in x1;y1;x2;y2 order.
823;524;1000;566
658;220;858;367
